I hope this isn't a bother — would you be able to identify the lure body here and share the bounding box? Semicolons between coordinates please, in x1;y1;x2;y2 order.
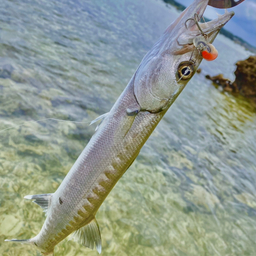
202;44;218;61
208;0;245;8
193;35;219;61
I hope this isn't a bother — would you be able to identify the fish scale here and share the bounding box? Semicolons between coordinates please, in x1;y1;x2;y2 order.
31;80;140;252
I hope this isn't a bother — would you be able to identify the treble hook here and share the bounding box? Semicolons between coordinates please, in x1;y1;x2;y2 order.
185;13;218;61
185;13;206;37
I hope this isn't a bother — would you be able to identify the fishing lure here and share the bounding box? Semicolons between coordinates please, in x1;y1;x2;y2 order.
186;13;218;61
208;0;245;9
189;0;246;59
193;35;218;61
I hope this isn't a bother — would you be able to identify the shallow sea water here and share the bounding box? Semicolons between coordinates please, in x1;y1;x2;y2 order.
0;0;255;255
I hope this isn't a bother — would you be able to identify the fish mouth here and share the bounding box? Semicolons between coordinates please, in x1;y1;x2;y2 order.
198;11;235;43
188;0;234;39
176;0;234;46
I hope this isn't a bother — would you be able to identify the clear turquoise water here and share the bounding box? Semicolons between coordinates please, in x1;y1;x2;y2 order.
0;0;255;255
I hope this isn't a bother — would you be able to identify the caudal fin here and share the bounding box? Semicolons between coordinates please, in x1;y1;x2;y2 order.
5;239;54;255
5;238;31;243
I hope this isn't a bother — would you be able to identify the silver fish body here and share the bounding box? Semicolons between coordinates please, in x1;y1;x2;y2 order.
31;77;165;253
6;0;237;254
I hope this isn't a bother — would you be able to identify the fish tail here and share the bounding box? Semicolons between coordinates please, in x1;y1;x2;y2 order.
5;238;32;244
5;238;54;255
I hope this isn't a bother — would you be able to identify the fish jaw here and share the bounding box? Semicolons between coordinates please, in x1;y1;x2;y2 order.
199;11;235;43
175;9;234;53
174;2;235;49
164;0;209;36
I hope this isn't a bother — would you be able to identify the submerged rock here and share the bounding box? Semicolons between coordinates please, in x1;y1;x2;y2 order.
185;184;220;211
233;56;256;97
234;193;256;209
0;64;14;79
205;74;233;91
206;56;256;108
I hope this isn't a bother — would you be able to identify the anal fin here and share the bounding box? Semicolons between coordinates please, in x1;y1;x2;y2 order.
71;218;102;254
24;193;52;214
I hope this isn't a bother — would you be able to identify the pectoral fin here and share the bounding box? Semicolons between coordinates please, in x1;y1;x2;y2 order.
126;103;140;116
90;112;109;131
24;193;52;214
71;218;102;254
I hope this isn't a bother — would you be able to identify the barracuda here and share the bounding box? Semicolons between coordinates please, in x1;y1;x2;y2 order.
5;0;243;255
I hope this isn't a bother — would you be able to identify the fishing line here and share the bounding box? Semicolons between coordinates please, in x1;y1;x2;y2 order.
177;73;187;83
201;15;206;25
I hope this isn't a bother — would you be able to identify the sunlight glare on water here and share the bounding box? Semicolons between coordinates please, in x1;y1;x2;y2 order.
0;0;255;255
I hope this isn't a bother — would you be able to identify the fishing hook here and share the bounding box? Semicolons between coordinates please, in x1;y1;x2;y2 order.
185;13;218;61
185;13;206;37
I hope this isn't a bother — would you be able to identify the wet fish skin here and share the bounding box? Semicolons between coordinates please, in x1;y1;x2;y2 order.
5;0;235;255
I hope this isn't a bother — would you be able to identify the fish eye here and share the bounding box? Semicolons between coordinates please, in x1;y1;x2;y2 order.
177;62;194;80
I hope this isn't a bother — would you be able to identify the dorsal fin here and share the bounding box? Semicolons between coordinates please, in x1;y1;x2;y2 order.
24;193;52;214
71;218;102;254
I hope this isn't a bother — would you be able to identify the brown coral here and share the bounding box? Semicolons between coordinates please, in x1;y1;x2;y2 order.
233;55;256;97
205;55;256;108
